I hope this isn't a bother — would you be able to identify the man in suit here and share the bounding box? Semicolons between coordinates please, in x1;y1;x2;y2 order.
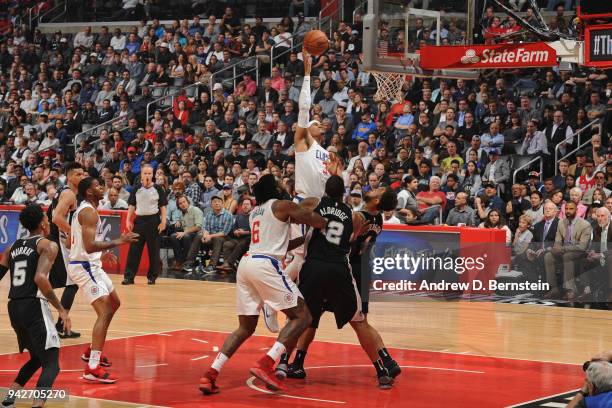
256;78;279;107
482;149;510;195
544;201;592;300
527;200;559;279
584;207;612;304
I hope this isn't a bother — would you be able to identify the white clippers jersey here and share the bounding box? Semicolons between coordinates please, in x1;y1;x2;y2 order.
295;139;330;199
69;201;103;268
249;199;291;258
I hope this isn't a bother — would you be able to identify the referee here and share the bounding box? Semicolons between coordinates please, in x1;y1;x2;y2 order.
123;163;167;285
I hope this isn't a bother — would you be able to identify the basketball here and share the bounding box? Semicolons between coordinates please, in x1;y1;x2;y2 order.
303;30;329;56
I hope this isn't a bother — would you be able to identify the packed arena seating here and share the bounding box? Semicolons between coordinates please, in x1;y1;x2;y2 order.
0;0;610;303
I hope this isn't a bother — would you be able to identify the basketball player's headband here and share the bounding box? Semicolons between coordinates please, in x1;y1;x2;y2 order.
308;120;321;127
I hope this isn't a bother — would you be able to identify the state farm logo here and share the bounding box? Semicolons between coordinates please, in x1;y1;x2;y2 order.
460;47;551;65
461;49;480;64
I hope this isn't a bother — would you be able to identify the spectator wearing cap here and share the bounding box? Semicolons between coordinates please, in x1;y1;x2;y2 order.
353;112;376;144
569;150;588;177
218;199;253;274
482;148;510;194
183;195;233;276
349;189;364;211
169;194;203;272
475;182;506;220
521;120;548;155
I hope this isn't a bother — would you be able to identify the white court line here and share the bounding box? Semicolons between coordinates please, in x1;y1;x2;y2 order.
505;389;579;407
456;351;471;354
184;328;583;367
246;377;346;404
136;363;168;368
214;286;235;291
190;355;209;361
541;403;567;408
305;364;485;374
191;338;208;344
0;369;82;372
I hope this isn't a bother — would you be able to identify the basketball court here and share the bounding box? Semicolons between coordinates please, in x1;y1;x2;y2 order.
1;275;609;407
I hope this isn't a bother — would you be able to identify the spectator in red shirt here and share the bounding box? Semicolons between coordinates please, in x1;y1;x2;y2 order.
484;16;504;44
578;158;597;192
417;176;447;224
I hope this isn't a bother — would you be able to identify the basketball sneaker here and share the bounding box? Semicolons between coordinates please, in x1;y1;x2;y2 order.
81;347;112;367
199;369;220;395
275;362;288;380
377;366;394;390
250;356;283;391
56;321;81;339
384;359;402;378
82;365;118;383
262;304;279;333
286;363;307;379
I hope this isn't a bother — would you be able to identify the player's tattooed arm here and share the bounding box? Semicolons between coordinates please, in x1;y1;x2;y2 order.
34;239;70;323
80;207;139;253
351;211;371;242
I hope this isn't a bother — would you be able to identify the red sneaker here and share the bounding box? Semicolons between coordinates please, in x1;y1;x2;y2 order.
250;356;283;391
199;369;220;395
83;365;118;384
80;347;112;367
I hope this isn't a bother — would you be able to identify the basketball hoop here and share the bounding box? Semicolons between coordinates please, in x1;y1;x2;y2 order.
369;56;414;104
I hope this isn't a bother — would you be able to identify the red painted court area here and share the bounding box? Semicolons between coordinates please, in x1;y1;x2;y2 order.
0;329;583;407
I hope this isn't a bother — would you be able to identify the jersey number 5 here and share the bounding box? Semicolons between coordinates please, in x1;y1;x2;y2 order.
252;220;260;244
12;260;27;287
324;220;344;245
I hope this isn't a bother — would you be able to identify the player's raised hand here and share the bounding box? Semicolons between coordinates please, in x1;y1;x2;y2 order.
302;49;312;76
119;232;139;244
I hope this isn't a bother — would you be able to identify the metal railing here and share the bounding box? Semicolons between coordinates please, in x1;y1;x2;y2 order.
513;155;544;184
554;118;601;174
38;0;67;24
210;56;259;92
270;40;302;76
318;0;343;38
145;82;202;126
73;114;129;150
352;0;367;24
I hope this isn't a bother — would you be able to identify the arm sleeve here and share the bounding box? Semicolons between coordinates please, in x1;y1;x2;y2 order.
128;187;137;206
298;76;311;128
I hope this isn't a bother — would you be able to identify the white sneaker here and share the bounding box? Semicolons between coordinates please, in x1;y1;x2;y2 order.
263;304;279;333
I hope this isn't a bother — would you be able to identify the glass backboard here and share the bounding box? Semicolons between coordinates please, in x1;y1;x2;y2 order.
362;0;479;79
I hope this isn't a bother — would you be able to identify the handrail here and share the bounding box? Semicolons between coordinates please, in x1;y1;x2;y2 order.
73;114;129;150
513;155;543;184
554;118;600;174
352;0;367;24
209;55;259;91
145;82;202;125
270;39;302;76
38;0;66;24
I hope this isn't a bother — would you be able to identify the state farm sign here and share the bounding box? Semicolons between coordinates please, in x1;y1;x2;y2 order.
420;43;558;69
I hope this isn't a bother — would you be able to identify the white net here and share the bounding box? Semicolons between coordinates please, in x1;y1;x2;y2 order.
371;71;407;104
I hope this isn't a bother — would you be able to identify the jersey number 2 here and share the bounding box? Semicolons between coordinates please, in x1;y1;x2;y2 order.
252;221;260;244
12;260;27;287
324;221;344;245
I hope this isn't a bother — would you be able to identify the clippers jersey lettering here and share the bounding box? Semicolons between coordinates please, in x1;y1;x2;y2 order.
70;201;103;268
350;211;383;261
295;140;330;199
8;236;44;299
307;197;353;263
249;199;291;258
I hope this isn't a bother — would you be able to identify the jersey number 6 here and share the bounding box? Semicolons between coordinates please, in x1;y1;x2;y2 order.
252;220;260;244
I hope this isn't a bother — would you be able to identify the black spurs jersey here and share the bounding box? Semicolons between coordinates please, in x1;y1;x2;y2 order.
8;236;44;299
350;210;383;261
306;197;353;263
46;186;76;242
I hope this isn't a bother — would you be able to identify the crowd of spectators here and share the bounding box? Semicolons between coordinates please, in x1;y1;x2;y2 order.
0;2;610;301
